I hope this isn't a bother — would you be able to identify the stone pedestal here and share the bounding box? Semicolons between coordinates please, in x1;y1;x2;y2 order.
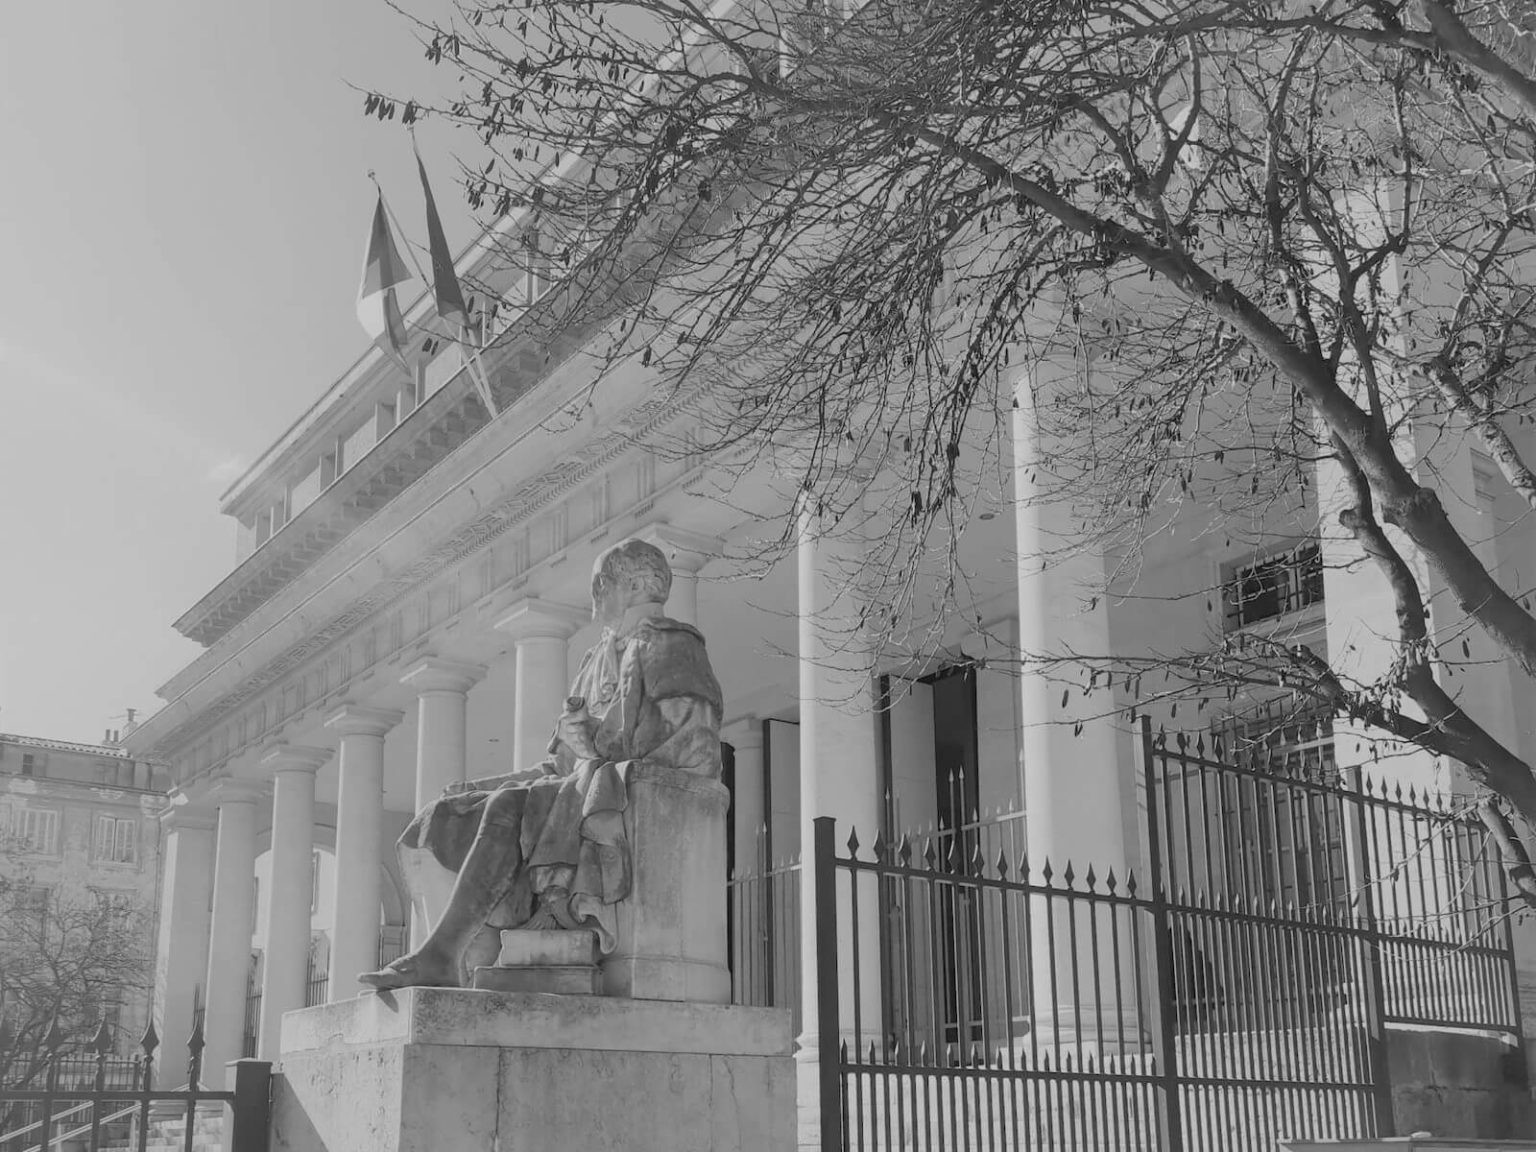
273;988;794;1152
601;761;731;1003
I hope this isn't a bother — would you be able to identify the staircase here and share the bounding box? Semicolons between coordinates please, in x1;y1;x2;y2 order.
97;1101;223;1152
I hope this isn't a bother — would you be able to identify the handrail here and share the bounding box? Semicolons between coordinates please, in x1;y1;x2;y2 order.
0;1081;196;1145
15;1100;138;1152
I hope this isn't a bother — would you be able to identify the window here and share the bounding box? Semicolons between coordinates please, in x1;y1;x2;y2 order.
1223;542;1324;630
9;806;60;854
93;815;138;865
20;751;43;777
310;849;322;914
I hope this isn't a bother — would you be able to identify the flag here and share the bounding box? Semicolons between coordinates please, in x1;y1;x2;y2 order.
417;145;498;415
416;146;471;334
357;193;412;367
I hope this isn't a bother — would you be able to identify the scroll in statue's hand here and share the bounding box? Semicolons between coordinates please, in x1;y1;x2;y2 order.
551;700;601;760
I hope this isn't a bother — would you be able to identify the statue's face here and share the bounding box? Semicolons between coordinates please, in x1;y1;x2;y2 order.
591;569;626;626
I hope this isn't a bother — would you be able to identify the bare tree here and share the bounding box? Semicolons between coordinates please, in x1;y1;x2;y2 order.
371;0;1536;893
0;868;152;1095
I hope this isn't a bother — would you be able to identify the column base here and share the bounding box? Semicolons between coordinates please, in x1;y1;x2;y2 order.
274;988;795;1152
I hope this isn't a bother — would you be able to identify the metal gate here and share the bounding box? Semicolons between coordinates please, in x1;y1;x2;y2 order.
806;719;1525;1151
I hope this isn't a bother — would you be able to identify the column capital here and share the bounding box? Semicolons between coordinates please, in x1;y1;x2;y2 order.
633;524;724;574
258;743;332;775
400;656;486;694
722;717;765;752
324;703;404;738
160;803;216;832
206;776;268;806
493;598;587;642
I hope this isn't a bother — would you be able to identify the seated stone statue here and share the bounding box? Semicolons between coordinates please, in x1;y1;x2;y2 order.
360;537;723;990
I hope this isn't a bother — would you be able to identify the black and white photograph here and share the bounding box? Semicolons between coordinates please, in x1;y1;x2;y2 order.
6;0;1536;1148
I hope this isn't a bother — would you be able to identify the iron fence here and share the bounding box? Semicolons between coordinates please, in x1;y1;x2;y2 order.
804;719;1524;1152
0;1018;268;1152
728;806;1028;1036
241;973;260;1061
729;857;803;1035
303;951;327;1010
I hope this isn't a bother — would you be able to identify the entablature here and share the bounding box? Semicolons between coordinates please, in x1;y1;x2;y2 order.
129;378;715;785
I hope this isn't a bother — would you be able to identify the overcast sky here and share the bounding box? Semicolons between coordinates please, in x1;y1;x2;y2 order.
0;0;472;743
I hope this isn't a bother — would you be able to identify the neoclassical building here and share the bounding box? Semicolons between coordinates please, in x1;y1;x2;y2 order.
125;193;1536;1104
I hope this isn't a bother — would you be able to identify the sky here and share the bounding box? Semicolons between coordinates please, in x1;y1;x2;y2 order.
0;1;474;744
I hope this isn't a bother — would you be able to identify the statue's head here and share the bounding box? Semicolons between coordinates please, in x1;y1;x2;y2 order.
591;538;672;624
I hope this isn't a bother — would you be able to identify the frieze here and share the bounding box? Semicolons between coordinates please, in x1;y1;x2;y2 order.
148;384;708;766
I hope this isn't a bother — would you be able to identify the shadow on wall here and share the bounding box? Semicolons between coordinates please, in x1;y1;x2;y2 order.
1388;1027;1531;1140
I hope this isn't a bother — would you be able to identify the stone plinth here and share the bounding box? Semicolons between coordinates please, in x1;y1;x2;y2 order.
602;761;731;1003
273;988;794;1152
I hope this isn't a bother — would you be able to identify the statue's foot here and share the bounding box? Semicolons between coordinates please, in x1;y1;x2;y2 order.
358;949;460;991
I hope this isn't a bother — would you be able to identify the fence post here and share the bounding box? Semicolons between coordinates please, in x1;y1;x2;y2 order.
1343;766;1395;1136
1495;857;1529;1066
225;1059;272;1152
811;816;843;1152
1138;717;1185;1152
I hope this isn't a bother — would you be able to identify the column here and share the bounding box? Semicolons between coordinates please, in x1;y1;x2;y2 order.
1012;380;1125;874
493;601;585;772
151;803;216;1087
725;718;769;1011
201;780;265;1088
257;744;329;1061
399;657;486;810
725;719;767;875
324;705;402;999
794;506;883;1147
635;524;723;628
1013;377;1132;1049
400;657;485;944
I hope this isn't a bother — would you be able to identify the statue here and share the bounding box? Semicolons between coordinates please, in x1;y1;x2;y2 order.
360;537;724;991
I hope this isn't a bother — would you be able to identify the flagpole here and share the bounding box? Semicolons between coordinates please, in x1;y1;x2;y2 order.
372;170;500;418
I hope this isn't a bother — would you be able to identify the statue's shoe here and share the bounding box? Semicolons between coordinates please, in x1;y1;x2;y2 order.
357;952;460;990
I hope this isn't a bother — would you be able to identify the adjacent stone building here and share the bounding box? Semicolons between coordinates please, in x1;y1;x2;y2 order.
0;729;168;1056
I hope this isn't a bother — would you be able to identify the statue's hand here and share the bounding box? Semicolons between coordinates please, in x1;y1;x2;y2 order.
555;711;601;760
